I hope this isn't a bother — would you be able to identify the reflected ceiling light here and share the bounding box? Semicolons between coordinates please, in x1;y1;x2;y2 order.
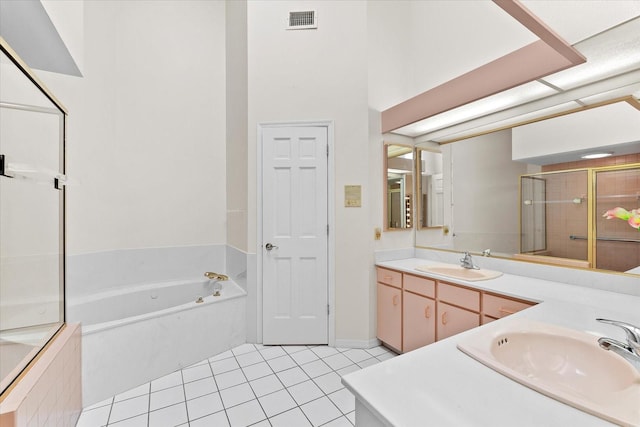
581;152;613;159
387;168;411;174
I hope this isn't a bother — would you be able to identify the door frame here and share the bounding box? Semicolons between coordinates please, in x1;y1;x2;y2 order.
256;120;335;346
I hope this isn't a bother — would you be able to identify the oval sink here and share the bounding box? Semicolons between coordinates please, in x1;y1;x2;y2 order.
415;264;502;281
458;319;640;426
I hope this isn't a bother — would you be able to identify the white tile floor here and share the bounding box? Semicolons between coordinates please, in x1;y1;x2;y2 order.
77;343;398;427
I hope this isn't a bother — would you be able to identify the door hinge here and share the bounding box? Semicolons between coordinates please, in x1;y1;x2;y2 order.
327;304;330;315
326;145;329;157
327;224;329;235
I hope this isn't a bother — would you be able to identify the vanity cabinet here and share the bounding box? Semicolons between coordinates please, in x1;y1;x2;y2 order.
436;282;480;341
482;292;535;324
375;267;535;353
402;274;436;352
376;268;403;352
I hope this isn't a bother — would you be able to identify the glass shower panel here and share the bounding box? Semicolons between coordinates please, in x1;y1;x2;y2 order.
520;170;589;262
0;48;65;394
595;166;640;273
520;176;546;253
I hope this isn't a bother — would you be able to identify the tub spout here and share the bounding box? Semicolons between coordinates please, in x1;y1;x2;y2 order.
205;272;228;281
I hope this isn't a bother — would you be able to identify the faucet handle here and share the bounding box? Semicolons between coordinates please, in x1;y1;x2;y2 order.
597;318;640;347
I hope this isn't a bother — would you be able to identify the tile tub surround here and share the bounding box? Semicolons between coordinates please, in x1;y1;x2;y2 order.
76;343;397;427
65;245;227;299
0;323;82;427
343;258;640;426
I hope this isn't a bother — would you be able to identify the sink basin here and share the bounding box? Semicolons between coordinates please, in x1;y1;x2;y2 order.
415;264;502;281
457;318;640;426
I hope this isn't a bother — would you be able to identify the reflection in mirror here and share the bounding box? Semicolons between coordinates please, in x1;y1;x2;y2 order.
414;96;640;277
596;165;640;273
385;144;413;230
519;170;589;268
416;149;443;228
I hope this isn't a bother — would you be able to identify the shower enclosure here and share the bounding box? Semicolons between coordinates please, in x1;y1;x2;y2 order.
520;164;640;273
0;39;66;395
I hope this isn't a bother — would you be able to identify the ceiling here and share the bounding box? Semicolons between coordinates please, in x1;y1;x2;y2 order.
0;0;81;76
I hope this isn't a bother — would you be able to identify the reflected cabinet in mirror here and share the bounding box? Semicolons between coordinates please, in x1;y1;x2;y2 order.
416;148;444;229
384;144;413;230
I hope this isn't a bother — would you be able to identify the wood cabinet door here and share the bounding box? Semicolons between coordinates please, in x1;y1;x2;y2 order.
403;292;436;352
437;301;480;341
377;283;402;351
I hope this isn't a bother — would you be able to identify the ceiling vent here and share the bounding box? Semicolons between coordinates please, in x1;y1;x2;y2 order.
287;11;317;30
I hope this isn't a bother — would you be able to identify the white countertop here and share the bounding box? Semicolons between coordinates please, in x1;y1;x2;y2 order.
342;258;640;427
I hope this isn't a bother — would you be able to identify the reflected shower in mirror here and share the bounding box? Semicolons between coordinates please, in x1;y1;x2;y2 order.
595;165;640;273
416;148;444;229
385;144;413;230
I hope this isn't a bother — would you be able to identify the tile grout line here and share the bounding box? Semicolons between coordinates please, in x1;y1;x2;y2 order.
81;344;397;427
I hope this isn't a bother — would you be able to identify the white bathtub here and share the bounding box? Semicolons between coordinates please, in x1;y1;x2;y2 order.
68;279;246;406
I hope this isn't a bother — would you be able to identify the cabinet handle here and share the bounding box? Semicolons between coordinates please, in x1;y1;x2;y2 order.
424;305;431;319
498;307;516;316
384;276;393;281
392;295;399;306
441;311;448;325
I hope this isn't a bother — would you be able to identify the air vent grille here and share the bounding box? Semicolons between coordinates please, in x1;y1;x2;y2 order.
287;11;317;30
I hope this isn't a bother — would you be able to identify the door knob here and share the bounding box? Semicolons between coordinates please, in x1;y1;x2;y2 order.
265;243;278;251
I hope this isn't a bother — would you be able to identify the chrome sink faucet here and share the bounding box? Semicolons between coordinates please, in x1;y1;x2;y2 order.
460;252;479;270
597;318;640;368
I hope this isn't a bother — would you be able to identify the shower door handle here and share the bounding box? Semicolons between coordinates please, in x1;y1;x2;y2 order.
265;243;278;251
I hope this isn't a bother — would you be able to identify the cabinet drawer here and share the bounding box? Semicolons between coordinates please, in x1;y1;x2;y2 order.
377;268;402;288
483;293;534;319
438;282;480;312
403;274;435;298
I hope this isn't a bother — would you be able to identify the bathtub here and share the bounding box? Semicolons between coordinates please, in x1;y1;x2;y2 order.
68;278;246;406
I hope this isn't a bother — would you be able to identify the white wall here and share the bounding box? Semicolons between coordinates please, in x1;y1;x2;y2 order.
37;1;227;256
247;1;374;344
449;130;527;255
226;0;249;254
40;0;84;74
512;101;640;161
367;1;536;112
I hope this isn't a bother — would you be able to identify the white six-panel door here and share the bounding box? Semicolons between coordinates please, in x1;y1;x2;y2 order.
262;126;328;345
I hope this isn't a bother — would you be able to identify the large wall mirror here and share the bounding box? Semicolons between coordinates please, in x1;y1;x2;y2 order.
413;98;640;277
384;144;414;230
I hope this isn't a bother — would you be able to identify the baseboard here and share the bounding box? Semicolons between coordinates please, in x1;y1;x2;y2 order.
334;338;381;349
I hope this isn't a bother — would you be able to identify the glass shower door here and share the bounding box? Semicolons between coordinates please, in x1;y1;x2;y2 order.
0;46;66;394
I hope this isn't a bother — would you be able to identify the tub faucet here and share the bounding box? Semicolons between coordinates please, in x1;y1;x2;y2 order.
597;318;640;369
460;252;479;270
204;272;228;281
